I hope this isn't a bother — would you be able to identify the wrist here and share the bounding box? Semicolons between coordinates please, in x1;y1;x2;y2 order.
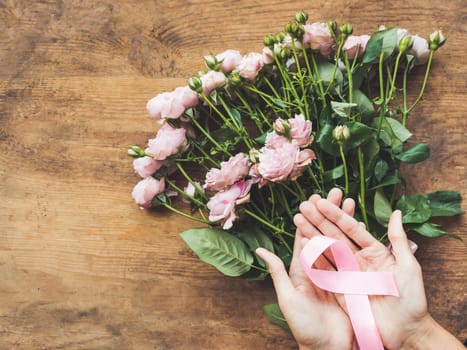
400;314;436;350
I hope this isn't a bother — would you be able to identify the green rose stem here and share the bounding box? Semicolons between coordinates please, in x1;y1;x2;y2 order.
164;177;207;208
243;208;293;253
202;94;253;150
175;163;209;201
291;43;311;120
306;167;322;193
406;50;434;122
310;53;327;107
376;51;387;138
161;202;211;225
338;143;349;196
386;50;404;102
235;91;269;132
190;116;232;157
274;54;305;115
345;53;370;229
357;148;370;229
325;40;345;94
191;142;220;168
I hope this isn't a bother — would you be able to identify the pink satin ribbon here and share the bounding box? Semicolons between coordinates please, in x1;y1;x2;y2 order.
300;236;399;350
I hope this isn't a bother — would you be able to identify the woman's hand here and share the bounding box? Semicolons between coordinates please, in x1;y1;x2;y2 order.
256;189;355;350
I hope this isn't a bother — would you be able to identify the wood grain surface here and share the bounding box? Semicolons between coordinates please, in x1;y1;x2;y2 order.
0;1;465;349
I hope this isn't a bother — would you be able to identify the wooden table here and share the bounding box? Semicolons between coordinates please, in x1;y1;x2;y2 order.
1;1;465;349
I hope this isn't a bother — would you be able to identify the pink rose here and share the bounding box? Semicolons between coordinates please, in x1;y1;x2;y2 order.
216;49;243;72
259;138;298;182
132;177;165;208
408;35;430;65
146;92;184;121
200;70;227;95
265;133;290;148
172;86;199;110
303;23;334;56
207;180;252;230
290;149;316;180
146;86;199;121
289;114;313;147
204;153;250;191
262;47;275;65
236;52;264;80
133;156;163;178
343;35;371;59
145;123;187;160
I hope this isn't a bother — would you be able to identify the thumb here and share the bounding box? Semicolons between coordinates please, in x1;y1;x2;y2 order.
256;248;294;298
387;210;414;265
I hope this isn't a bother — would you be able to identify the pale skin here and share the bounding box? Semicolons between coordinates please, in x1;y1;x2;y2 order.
256;188;464;350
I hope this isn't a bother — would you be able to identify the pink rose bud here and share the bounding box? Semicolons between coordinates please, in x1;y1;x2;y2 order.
262;46;275;65
183;181;203;203
133;156;163;178
343;35;370;59
145;123;188;160
132;177;165;208
236;52;264;81
207;180;252;230
273;118;289;134
216;49;243;73
408;35;430;65
429;30;446;50
289;114;313;147
200;70;227;95
303;22;334;56
397;28;410;45
204;55;220;70
204;153;250;192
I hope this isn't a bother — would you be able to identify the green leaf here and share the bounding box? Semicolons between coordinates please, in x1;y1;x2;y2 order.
317;60;344;87
180;228;253;277
374;159;389;182
331;101;357;118
236;228;274;268
410;222;446;238
362;37;383;64
374;189;393;226
386;117;412;142
395;144;430;163
352;89;375;116
373;117;402;149
323;164;345;182
427;191;464;216
371;175;401;190
396;194;432;224
363;27;398;64
362;138;380;174
263;304;290;332
230;108;242;127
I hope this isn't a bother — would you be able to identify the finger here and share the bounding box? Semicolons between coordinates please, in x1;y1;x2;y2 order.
316;199;378;248
300;200;359;252
256;248;294;297
293;213;322;238
342;198;355;217
387;210;415;265
326;188;343;206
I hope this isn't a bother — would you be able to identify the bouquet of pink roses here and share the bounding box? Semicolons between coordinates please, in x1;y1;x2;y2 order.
129;12;462;283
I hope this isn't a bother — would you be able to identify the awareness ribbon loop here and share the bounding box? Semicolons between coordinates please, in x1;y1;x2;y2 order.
299;236;399;350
